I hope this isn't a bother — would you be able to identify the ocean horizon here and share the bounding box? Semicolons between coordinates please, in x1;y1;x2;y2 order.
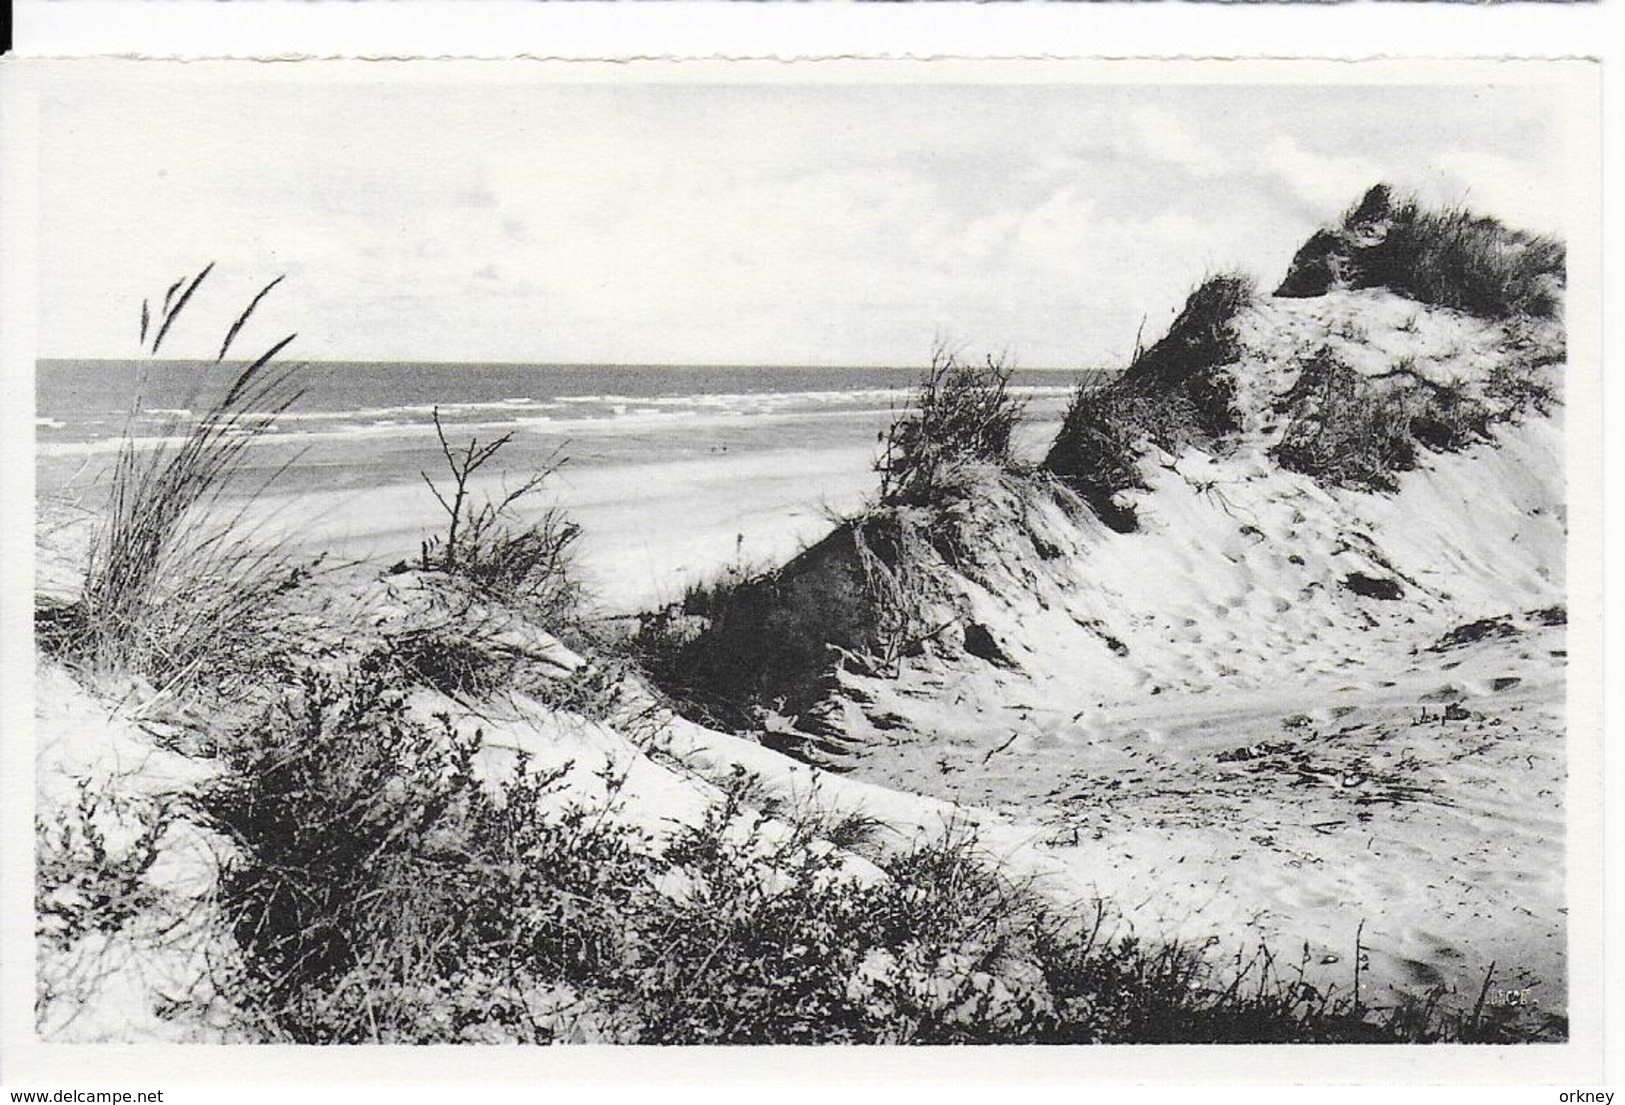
35;358;1091;495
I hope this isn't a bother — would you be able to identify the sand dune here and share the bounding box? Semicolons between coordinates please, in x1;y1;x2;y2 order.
746;288;1571;1019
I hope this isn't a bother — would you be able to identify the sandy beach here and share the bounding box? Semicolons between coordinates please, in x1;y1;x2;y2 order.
38;412;1067;616
245;444;882;613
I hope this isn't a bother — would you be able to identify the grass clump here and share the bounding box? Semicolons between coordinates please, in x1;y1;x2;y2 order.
877;344;1026;507
1368;197;1564;321
384;622;521;703
1271;343;1551;493
1268;190;1567;491
1483;321;1562;417
1271;352;1420;492
1277;183;1565;321
38;268;309;695
1044;272;1256;532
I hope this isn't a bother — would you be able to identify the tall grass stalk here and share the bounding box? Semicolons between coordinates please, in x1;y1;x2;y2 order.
54;268;307;694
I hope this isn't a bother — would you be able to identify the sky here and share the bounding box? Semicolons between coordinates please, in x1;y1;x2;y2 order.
35;70;1576;368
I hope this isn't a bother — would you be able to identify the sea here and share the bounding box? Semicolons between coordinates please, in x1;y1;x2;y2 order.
35;359;1087;495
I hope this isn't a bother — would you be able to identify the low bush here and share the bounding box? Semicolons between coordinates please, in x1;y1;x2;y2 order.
633;810;1558;1042
418;409;583;626
196;660;1561;1044
624;806;1048;1044
36;780;172;951
200;655;652;1043
615;785;882;1043
33;771;246;1040
877;345;1026;506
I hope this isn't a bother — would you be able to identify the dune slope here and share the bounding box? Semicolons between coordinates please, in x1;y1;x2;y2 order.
660;285;1568;1022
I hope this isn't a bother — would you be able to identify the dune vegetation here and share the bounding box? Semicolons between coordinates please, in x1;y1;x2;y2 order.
1276;183;1565;322
35;187;1570;1044
35;267;309;698
1043;271;1255;532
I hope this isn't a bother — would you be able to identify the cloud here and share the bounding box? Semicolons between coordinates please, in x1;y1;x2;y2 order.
1421;149;1565;236
1125;106;1223;176
36;77;1575;367
1255;135;1387;216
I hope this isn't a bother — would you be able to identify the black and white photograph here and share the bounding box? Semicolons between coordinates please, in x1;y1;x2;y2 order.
0;57;1605;1079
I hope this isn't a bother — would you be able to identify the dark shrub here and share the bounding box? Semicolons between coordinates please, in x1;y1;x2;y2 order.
1042;383;1153;533
1275;228;1350;299
621;796;1050;1045
1409;383;1491;453
1342;573;1404;601
1120;271;1255;421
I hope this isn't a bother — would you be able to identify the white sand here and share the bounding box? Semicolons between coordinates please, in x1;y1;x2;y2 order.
236;444;879;614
